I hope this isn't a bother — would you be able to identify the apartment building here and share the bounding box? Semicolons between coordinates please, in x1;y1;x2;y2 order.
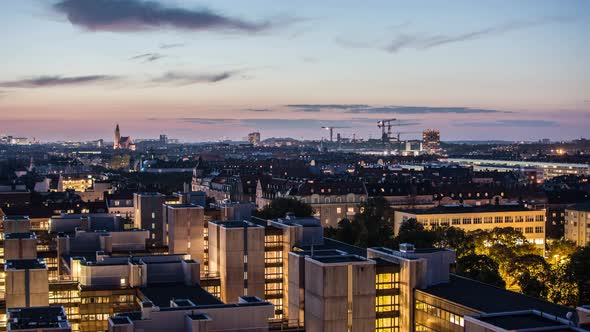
394;204;547;247
565;202;590;246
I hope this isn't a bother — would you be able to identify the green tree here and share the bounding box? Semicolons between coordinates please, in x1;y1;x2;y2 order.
568;246;590;305
353;197;394;247
253;198;313;220
456;254;505;288
547;257;578;306
393;218;437;249
507;254;551;298
546;239;577;264
433;226;475;258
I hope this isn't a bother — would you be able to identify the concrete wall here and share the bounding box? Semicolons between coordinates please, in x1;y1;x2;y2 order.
166;205;204;263
4;237;37;260
5;268;49;308
133;194;166;245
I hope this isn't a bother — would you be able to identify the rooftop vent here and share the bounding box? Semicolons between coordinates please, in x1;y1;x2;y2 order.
399;243;415;253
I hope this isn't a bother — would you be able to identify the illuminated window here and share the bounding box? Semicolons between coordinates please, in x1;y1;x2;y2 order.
120;278;126;285
337;207;342;214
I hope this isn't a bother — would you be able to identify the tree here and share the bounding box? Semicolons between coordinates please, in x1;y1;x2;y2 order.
507;254;551;298
393;218;437;249
352;197;394;247
568;246;590;305
546;239;577;264
332;218;356;245
456;254;505;288
433;226;475;258
253;198;313;220
547;257;578;306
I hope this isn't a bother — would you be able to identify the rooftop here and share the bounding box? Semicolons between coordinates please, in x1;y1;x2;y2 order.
165;203;203;209
2;215;29;221
399;204;539;215
7;306;69;330
210;220;259;228
567;201;590;212
4;232;35;239
474;311;570;330
421;274;571;319
5;259;46;270
309;254;370;264
139;283;223;307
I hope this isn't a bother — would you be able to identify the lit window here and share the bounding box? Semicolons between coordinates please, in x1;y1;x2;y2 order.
120;278;126;285
151;212;155;219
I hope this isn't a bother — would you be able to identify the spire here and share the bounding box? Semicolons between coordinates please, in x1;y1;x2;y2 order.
114;124;121;149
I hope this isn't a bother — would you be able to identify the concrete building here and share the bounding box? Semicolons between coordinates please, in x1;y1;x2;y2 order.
565;202;590;246
5;259;49;308
4;233;37;260
133;193;166;246
248;132;261;146
394;204;547;247
7;306;71;331
207;221;265;303
303;254;376;332
108;295;274;332
3;215;31;234
422;129;441;153
464;309;589;332
164;204;205;263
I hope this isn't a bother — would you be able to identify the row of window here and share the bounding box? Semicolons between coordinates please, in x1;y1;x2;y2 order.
415;300;464;327
420;214;545;227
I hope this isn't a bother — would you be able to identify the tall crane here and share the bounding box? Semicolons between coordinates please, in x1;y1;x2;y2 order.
321;126;349;142
377;119;397;143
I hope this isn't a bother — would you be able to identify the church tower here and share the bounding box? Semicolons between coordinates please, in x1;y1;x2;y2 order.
114;124;121;149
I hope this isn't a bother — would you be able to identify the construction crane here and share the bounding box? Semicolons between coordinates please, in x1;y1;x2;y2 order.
377;119;397;143
321;126;349;142
393;131;421;142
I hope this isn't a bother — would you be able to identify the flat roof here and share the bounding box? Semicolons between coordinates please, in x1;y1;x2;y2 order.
109;316;132;325
398;204;540;215
476;311;569;330
567;202;590;212
7;306;68;330
139;283;223;307
210;220;258;228
310;255;370;264
165;203;203;209
2;215;29;220
4;232;35;239
5;259;46;270
420;275;571;318
295;238;367;257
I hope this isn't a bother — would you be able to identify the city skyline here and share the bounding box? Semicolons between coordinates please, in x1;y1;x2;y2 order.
0;0;588;142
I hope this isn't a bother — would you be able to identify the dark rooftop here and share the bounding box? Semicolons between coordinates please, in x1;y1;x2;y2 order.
568;201;590;212
399;204;539;215
7;306;69;330
139;283;223;307
4;232;35;239
296;238;367;257
210;220;259;228
2;215;29;221
310;255;370;264
5;259;46;270
165;203;203;209
475;311;570;330
187;313;210;320
109;316;132;325
421;275;571;318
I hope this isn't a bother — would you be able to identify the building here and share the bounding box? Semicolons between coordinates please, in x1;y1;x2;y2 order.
446;158;590;179
248;132;261;146
422;129;441;152
164;204;205;263
565;202;590;246
7;306;71;332
113;124;136;151
394;204;547;247
207;221;265;303
5;259;49;309
133;193;166;246
464;309;589;332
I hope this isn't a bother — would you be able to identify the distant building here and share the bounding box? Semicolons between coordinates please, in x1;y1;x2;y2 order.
248;132;261;146
565;202;590;246
394;204;547;247
113;124;136;151
422;129;440;152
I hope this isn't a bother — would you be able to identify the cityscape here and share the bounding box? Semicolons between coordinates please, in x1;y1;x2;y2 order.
1;1;589;332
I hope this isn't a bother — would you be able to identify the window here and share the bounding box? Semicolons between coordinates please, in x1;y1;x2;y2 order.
151;212;155;219
120;278;126;285
526;215;535;222
525;227;534;234
535;226;543;233
515;216;524;222
535;215;545;222
452;218;461;225
462;218;472;225
347;207;355;213
505;216;513;223
473;217;482;224
483;217;493;224
336;207;342;214
494;216;503;223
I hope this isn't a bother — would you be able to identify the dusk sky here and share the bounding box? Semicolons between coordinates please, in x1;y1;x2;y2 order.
0;0;588;142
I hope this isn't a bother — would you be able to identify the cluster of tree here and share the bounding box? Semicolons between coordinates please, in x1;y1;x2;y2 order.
326;200;590;307
253;198;313;220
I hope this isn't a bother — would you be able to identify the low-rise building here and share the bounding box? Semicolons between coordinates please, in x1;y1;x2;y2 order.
565;202;590;246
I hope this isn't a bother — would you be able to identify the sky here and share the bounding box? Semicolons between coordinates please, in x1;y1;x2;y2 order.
0;0;588;142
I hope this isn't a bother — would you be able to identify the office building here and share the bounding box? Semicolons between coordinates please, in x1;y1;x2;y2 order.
5;259;49;309
133;193;166;246
565;202;590;246
394;204;547;247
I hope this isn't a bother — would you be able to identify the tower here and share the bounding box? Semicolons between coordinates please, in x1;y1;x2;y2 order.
114;124;121;149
